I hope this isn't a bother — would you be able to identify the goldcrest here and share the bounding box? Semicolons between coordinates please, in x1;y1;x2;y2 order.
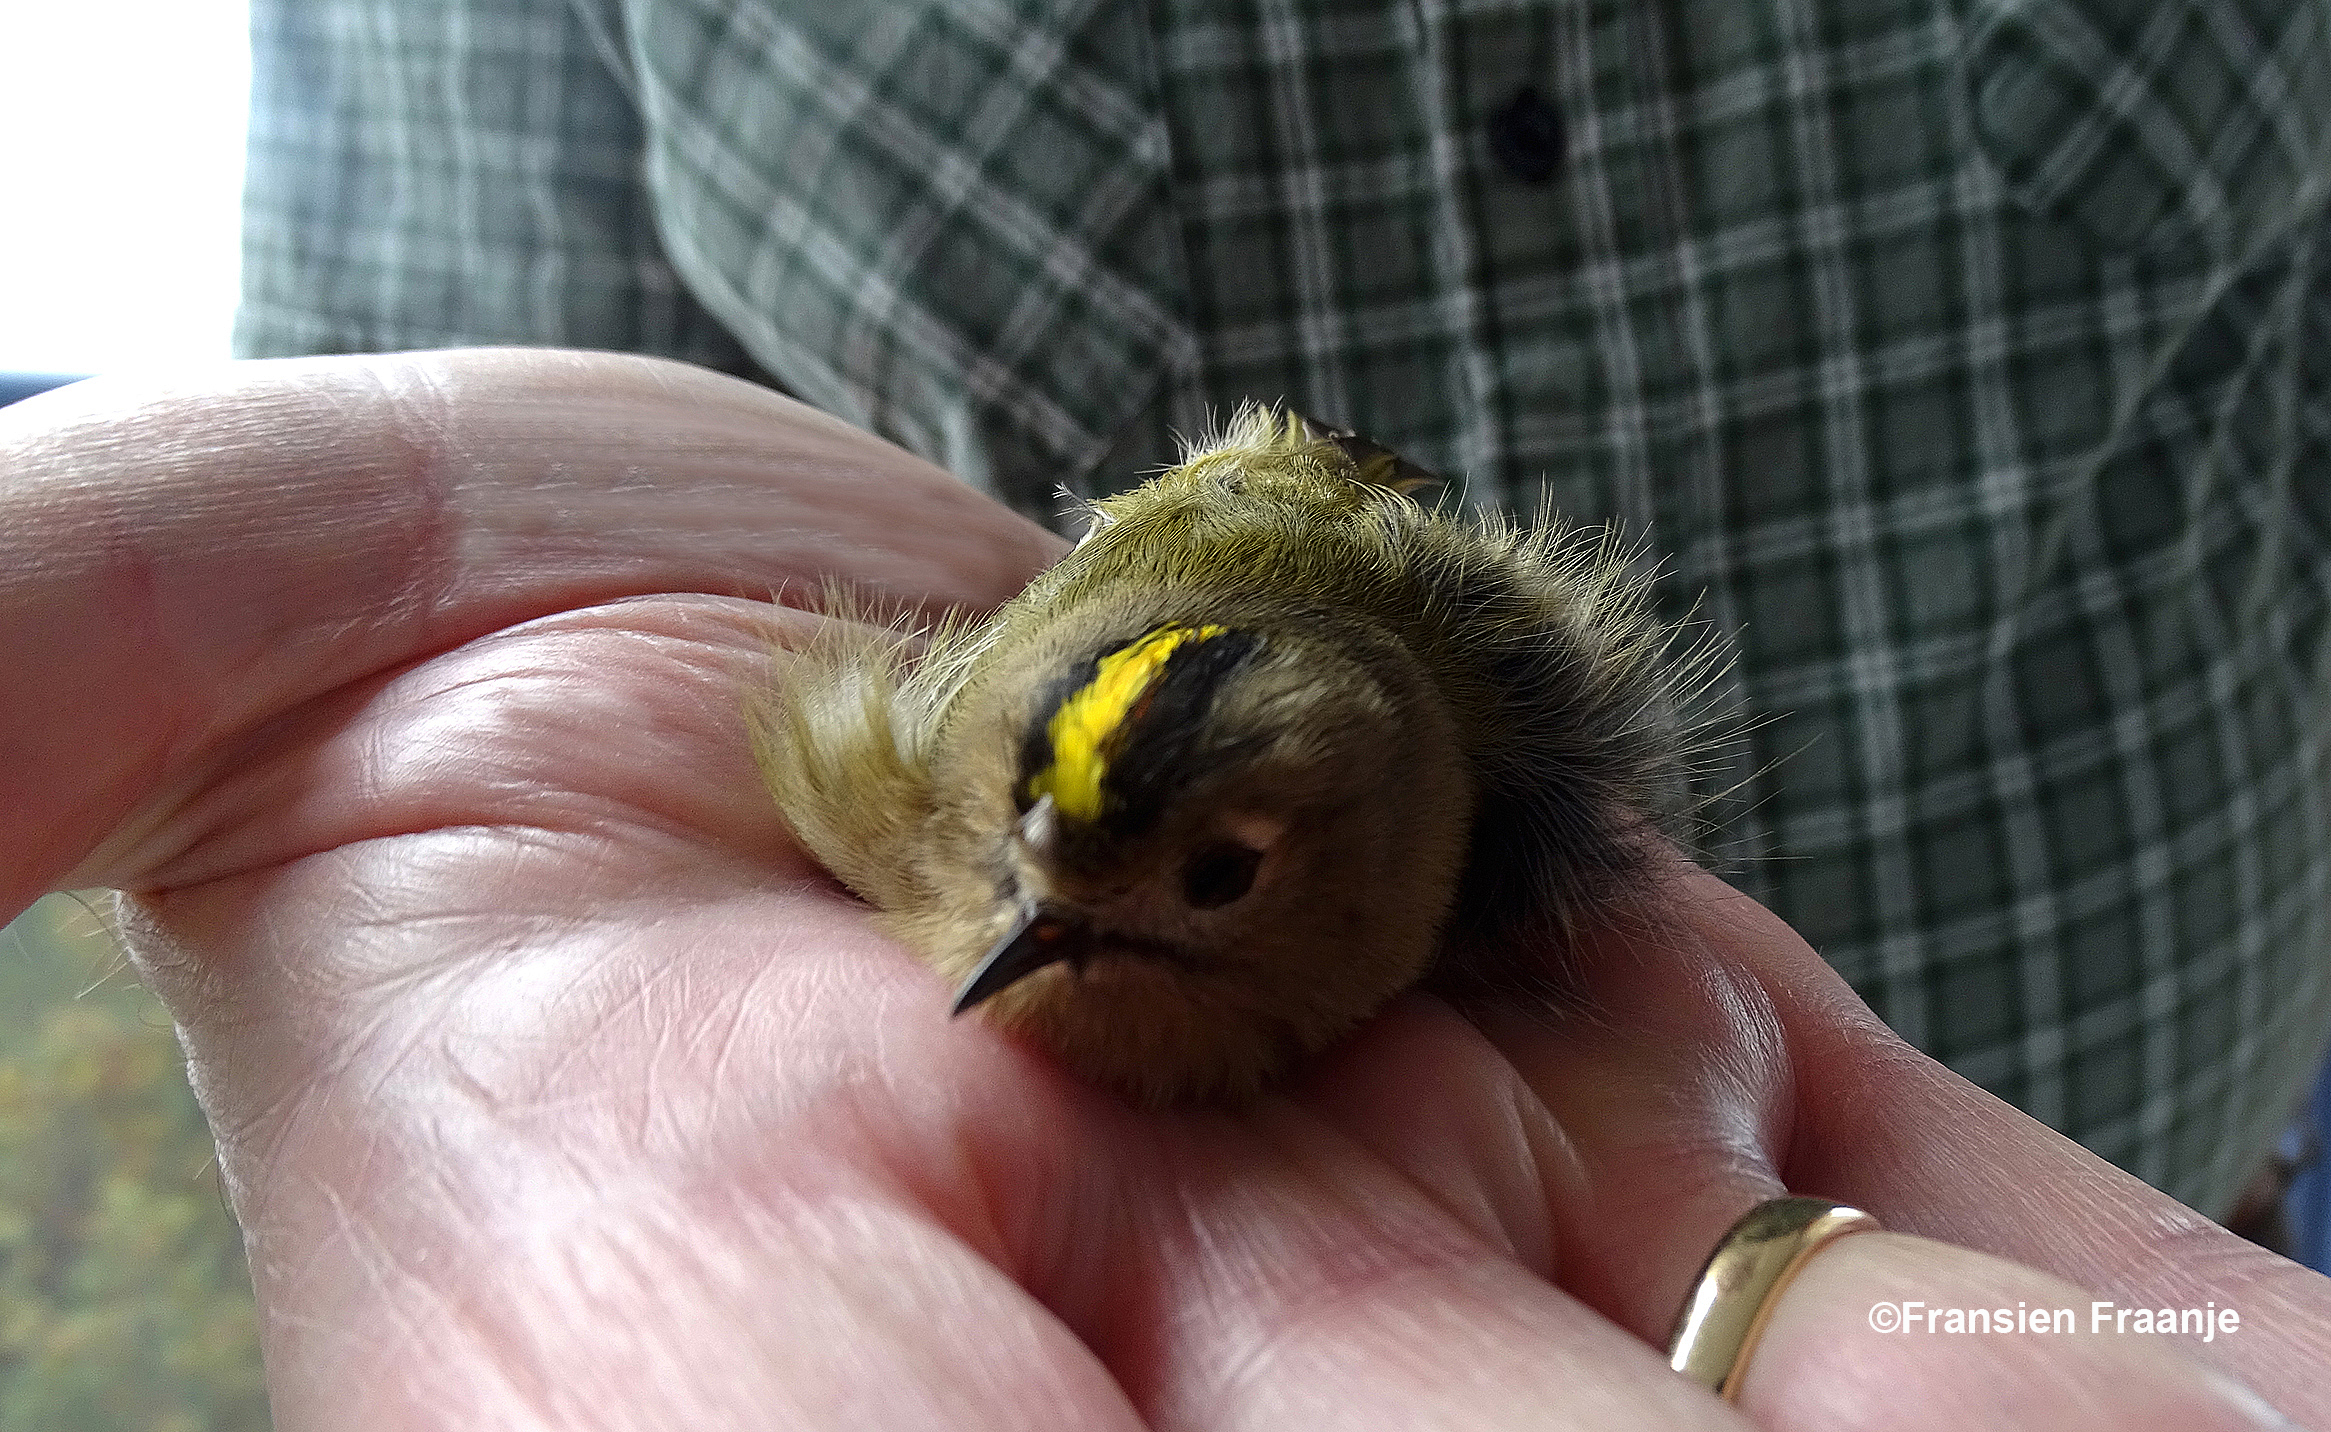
756;408;1701;1105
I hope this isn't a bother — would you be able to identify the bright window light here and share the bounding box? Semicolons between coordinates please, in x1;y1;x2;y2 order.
0;1;251;374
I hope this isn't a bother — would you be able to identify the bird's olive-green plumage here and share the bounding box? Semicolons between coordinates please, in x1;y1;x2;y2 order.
755;408;1699;1104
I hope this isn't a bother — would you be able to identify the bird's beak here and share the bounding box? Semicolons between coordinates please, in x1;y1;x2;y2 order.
951;904;1084;1015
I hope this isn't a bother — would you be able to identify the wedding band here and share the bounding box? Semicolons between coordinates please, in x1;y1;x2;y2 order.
1665;1196;1882;1400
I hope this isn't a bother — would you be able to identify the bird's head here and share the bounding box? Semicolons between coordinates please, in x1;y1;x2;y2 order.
914;616;1472;1103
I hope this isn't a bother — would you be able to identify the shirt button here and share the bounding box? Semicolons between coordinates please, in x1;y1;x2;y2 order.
1488;86;1565;183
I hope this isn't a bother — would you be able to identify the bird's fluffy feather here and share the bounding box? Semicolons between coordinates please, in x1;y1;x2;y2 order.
755;406;1715;1097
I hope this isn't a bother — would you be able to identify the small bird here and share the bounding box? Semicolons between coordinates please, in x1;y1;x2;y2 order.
756;408;1702;1105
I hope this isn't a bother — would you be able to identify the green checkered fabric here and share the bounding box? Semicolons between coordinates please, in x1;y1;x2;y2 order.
240;0;2331;1217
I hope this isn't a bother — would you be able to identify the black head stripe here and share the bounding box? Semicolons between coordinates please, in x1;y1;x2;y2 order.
1015;652;1101;813
1102;628;1266;833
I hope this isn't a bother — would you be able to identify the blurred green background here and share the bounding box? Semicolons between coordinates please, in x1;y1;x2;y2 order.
0;894;269;1431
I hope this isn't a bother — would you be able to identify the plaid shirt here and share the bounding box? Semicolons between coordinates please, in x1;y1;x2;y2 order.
241;0;2331;1217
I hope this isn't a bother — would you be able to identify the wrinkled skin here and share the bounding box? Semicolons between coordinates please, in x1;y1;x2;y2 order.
4;350;2326;1431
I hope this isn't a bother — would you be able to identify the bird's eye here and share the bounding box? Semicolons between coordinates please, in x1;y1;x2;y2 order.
1180;841;1264;909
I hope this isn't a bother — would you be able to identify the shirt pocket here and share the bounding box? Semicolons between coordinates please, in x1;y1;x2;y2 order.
623;0;1195;509
1961;0;2331;262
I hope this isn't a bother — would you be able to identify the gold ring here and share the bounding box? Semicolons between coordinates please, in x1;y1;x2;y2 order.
1665;1196;1881;1401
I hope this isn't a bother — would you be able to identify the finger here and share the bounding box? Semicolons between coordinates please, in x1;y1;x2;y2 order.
1663;863;2331;1418
1504;859;2331;1421
1736;1232;2293;1432
0;348;1062;907
1465;902;1798;1345
1055;1003;1750;1432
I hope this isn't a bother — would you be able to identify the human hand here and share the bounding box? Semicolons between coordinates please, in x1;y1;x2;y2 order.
5;349;2323;1429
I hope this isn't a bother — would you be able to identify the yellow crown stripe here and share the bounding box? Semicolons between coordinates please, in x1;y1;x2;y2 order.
1029;624;1227;821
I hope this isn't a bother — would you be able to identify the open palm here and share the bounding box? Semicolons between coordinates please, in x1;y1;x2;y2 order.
8;350;2324;1431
